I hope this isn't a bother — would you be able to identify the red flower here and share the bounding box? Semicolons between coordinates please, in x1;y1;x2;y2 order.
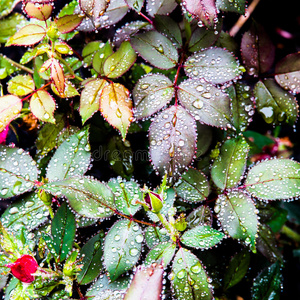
5;255;38;283
0;125;9;144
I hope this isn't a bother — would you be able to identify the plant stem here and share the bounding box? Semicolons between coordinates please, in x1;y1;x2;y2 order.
281;225;300;243
156;212;175;237
0;54;34;74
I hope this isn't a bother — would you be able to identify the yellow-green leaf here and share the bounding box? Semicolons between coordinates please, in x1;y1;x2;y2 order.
56;14;84;33
100;83;133;140
6;24;46;46
24;2;53;21
7;74;35;96
51;58;65;96
30;90;56;123
0;95;22;131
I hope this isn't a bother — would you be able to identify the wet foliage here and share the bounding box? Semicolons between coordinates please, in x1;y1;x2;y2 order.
0;0;300;299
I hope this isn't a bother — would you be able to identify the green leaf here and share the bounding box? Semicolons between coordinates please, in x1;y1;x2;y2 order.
103;41;136;78
154;15;182;48
0;0;20;18
46;127;91;181
0;95;22;131
92;41;113;74
178;78;232;128
145;241;176;267
56;14;84;33
51;202;76;261
0;13;26;44
82;41;102;66
241;22;275;76
80;78;108;124
215;190;258;251
275;52;300;94
36;114;65;156
131;31;178;70
196;123;212;158
100;82;133;140
181;225;224;249
186;205;212;229
133;73;174;119
7;75;35;96
144;226;170;249
6;24;46;46
149;105;197;176
0;192;49;234
146;0;177;17
216;0;246;14
77;232;104;284
30;90;56;123
211;136;249;190
223;249;250;290
86;274;130;299
107;178;142;216
184;47;242;84
0;54;18;79
188;26;219;52
227;82;254;132
251;262;282;300
245;158;300;200
174;168;210;203
43;177;115;219
103;219;143;281
255;79;298;125
0;145;38;199
171;248;213;300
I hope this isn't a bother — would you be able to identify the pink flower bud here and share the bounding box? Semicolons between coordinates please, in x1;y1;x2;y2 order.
0;126;9;144
5;255;38;283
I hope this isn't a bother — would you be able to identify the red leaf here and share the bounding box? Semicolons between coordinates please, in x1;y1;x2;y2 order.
24;2;53;21
51;58;65;96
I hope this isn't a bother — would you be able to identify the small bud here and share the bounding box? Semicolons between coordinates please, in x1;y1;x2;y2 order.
144;191;163;213
47;24;59;41
38;189;52;206
5;255;38;283
174;214;187;232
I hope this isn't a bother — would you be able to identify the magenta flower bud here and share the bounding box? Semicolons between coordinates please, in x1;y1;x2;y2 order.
144;191;163;213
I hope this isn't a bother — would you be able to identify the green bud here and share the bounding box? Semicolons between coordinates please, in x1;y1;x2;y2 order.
38;189;52;206
174;214;187;232
47;24;59;41
144;191;163;214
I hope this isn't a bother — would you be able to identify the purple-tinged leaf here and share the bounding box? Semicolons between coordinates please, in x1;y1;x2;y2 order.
215;190;258;252
103;41;137;78
184;47;242;84
103;219;142;281
227;82;254;132
171;248;213;300
79;0;109;20
275;52;300;94
113;21;153;48
241;22;275;76
6;24;46;46
131;30;178;70
149;105;197;176
146;0;177;17
183;0;217;28
211;136;249;190
124;263;164;300
133;73;174;119
174;168;210;203
178;78;232;128
30;90;56;123
245;158;300;201
254;79;298;125
196;123;212;158
216;0;246;14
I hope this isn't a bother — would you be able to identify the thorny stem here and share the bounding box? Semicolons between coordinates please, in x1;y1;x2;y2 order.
138;11;153;26
174;53;186;106
21;82;52;102
229;0;261;37
156;212;178;241
0;54;34;74
114;209;156;227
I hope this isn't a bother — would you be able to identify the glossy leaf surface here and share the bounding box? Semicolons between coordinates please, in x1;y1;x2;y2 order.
104;220;143;281
146;0;177;17
0;146;38;199
0;95;22;131
149;105;196;176
7;74;35;96
145;241;176;267
246;158;300;200
133;73;174;119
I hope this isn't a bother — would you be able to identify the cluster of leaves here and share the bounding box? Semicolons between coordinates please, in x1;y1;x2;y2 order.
0;0;299;299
